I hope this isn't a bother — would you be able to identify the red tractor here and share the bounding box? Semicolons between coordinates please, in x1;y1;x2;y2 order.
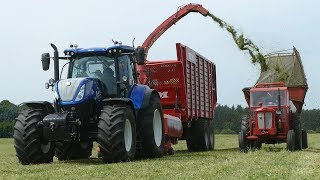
239;48;308;152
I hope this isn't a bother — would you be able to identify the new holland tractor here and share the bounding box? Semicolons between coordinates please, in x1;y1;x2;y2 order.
13;43;165;164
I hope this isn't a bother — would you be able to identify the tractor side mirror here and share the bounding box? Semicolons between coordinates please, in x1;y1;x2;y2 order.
41;53;50;71
135;47;145;65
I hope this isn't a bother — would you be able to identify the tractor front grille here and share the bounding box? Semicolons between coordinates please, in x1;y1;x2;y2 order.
257;112;272;129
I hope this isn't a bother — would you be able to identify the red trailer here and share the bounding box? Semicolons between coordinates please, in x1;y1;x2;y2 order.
141;43;217;152
134;3;216;153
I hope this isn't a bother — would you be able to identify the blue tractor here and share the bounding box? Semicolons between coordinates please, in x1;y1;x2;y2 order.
13;43;165;164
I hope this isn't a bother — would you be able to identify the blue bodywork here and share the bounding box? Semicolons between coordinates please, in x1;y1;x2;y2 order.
129;85;150;109
55;78;149;110
54;45;148;110
63;45;135;56
55;78;103;106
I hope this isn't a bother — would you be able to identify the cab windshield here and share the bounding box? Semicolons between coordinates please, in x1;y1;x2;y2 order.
70;55;133;95
251;90;287;107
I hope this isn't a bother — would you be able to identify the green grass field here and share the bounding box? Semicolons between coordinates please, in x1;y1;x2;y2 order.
1;134;320;179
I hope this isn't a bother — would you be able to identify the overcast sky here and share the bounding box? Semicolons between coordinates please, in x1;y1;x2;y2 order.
0;0;319;109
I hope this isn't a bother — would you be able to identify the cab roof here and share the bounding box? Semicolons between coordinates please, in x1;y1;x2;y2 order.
63;45;135;57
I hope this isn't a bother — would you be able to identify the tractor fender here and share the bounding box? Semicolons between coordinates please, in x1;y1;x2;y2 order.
21;101;55;114
129;84;160;110
102;98;135;112
141;89;160;109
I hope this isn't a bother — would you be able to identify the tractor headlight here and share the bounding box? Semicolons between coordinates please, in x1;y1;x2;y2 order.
257;112;264;129
75;84;85;101
265;112;272;129
54;90;59;99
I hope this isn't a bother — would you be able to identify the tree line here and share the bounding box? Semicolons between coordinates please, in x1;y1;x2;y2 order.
214;104;320;134
0;100;319;138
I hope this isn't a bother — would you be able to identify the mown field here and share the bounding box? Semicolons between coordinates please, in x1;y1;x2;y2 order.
1;134;320;179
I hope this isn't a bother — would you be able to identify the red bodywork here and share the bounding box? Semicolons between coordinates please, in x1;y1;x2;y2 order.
136;4;215;153
243;82;307;143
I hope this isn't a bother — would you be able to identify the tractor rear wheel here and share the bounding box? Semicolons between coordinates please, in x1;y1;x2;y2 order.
13;109;55;165
239;131;248;153
137;93;164;158
97;105;136;163
287;130;295;151
292;114;302;150
55;141;93;160
302;130;308;149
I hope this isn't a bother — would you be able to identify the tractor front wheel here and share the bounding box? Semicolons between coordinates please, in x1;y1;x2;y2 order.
13;109;55;165
55;141;93;160
287;130;295;151
97;105;136;163
137;93;164;158
238;131;248;153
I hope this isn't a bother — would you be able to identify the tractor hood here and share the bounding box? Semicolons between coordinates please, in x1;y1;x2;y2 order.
55;78;102;105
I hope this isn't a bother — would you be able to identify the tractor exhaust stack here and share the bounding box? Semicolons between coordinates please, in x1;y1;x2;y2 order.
50;43;59;82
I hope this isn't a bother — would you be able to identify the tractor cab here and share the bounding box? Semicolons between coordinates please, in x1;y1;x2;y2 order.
249;85;289;135
250;87;288;109
62;45;137;99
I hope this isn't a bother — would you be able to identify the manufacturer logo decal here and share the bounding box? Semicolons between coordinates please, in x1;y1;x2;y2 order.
159;91;169;98
66;81;71;86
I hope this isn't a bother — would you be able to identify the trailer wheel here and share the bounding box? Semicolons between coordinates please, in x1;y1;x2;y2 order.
239;131;248;153
292;114;302;150
13;109;55;165
97;105;136;163
302;130;308;149
55;141;93;160
186;119;210;151
137;93;164;158
287;130;295;151
208;120;215;150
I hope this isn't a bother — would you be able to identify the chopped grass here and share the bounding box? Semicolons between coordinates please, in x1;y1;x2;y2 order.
1;134;320;179
208;13;267;71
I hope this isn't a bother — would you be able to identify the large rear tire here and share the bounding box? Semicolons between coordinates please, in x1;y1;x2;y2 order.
137;93;164;158
302;129;308;149
13;109;55;165
97;105;136;163
55;141;93;160
287;129;295;151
